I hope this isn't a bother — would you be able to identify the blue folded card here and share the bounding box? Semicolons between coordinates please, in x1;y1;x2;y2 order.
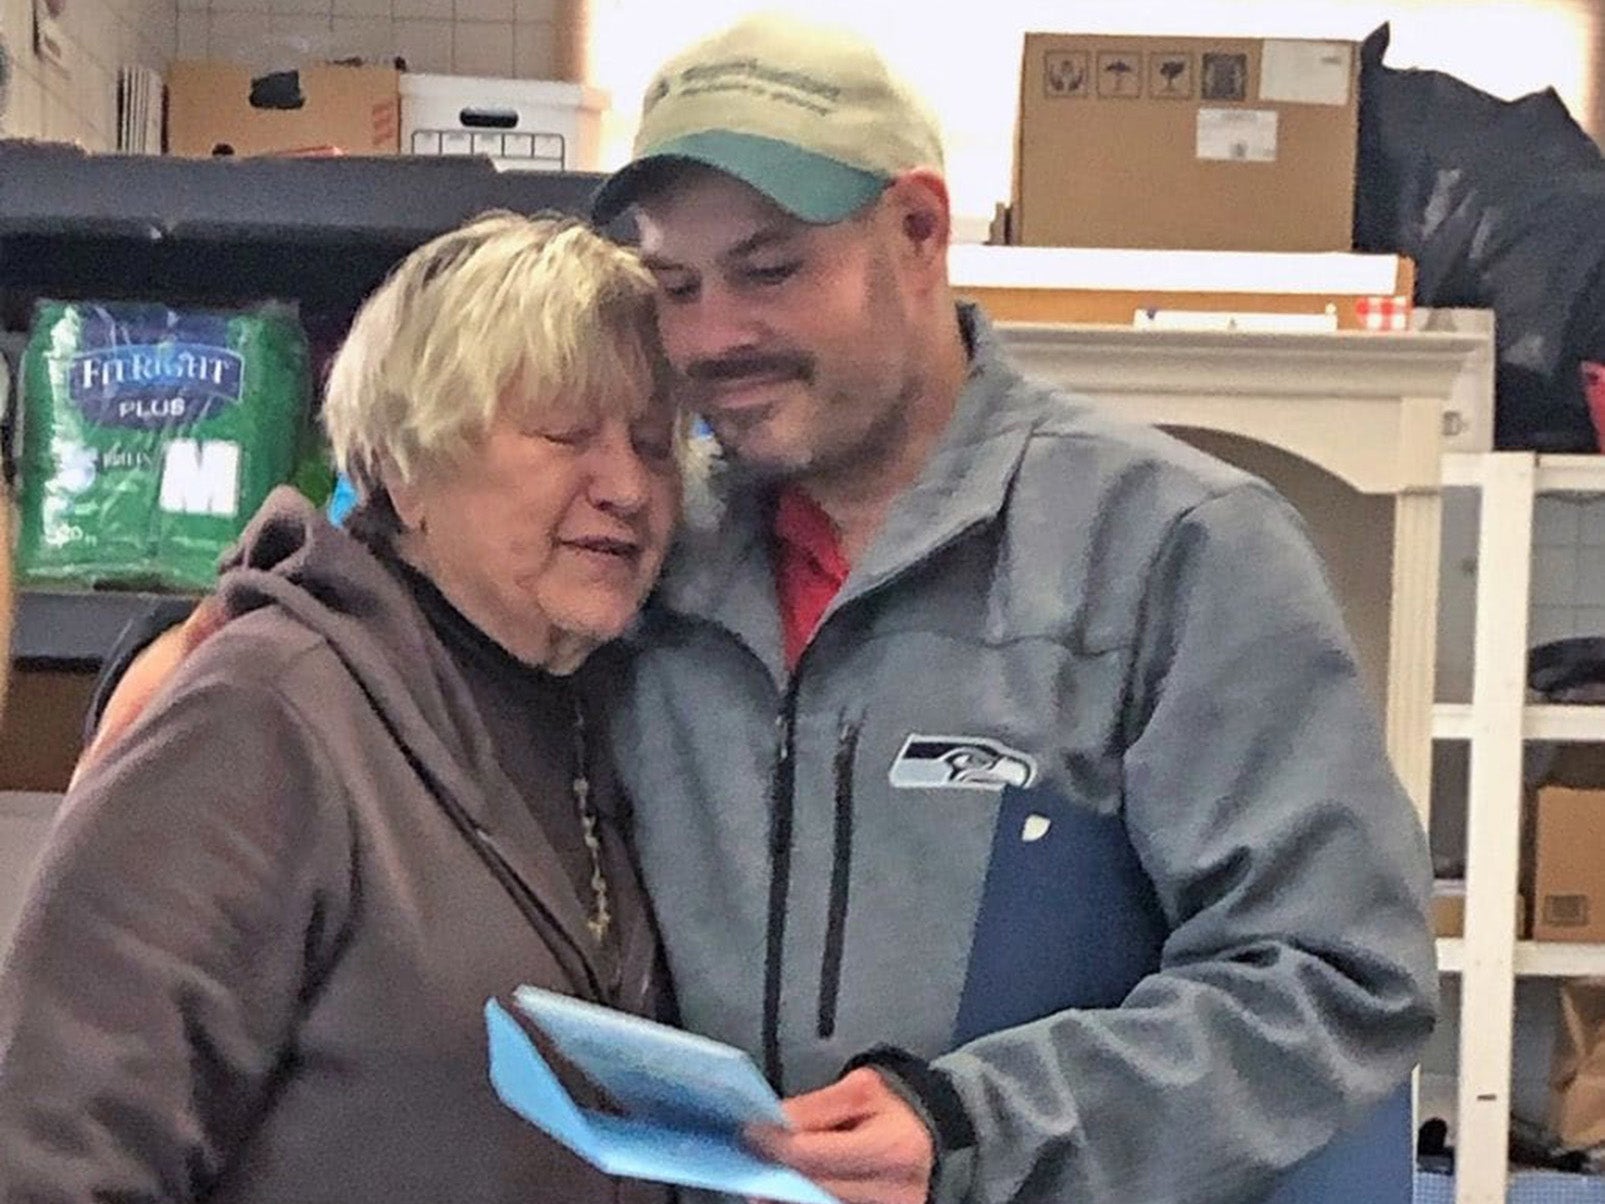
486;986;838;1204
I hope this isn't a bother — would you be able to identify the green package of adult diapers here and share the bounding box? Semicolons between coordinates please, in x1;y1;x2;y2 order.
16;300;311;590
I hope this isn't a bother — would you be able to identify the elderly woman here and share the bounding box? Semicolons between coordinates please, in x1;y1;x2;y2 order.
0;214;681;1203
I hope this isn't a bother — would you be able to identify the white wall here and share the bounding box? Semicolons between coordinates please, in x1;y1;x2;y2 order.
588;0;1600;225
11;0;1596;197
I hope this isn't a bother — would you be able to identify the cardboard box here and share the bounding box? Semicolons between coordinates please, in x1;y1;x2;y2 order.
1551;980;1605;1148
168;61;400;158
1533;786;1605;942
0;670;98;793
1012;34;1359;251
1431;879;1527;939
401;74;606;172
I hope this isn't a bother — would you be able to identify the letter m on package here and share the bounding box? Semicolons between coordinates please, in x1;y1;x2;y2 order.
160;439;240;517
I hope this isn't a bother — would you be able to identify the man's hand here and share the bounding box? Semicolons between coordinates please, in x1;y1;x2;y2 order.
72;595;226;787
748;1068;935;1204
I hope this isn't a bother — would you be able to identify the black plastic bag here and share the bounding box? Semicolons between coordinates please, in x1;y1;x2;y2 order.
1355;24;1605;452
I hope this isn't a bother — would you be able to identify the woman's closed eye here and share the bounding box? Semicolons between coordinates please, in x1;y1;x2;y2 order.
535;422;599;447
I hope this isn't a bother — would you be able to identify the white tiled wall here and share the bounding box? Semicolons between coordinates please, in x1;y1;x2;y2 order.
183;0;569;81
1532;495;1605;646
2;0;176;148
1435;492;1605;709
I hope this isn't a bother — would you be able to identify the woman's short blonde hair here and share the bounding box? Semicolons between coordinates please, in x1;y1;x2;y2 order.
323;211;672;497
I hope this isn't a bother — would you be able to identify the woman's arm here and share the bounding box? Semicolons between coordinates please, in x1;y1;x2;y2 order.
75;595;227;787
0;644;351;1201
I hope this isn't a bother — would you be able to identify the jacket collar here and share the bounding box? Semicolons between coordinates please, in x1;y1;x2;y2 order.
845;305;1040;602
651;303;1039;668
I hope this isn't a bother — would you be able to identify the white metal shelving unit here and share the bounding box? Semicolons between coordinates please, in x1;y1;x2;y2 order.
1436;451;1605;1203
1437;937;1605;979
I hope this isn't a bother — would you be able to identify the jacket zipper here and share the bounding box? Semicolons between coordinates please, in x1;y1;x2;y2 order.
817;717;860;1039
719;474;1005;1090
761;678;802;1088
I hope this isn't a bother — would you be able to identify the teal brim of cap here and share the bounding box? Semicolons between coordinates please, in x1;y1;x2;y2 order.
591;130;890;225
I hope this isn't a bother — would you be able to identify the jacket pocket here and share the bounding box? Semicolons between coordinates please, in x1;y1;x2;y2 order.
817;716;861;1039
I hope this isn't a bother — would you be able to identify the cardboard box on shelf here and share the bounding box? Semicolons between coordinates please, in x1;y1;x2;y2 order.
0;670;98;793
1431;879;1527;939
1012;34;1359;252
1532;786;1605;942
168;62;400;158
1551;979;1605;1148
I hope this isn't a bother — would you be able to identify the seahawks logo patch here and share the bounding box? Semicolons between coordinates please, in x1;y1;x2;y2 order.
888;735;1039;792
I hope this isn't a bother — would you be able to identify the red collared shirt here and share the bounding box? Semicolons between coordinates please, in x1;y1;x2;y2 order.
772;486;850;670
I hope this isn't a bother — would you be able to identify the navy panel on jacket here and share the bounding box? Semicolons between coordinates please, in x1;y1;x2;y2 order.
952;782;1166;1045
956;782;1411;1203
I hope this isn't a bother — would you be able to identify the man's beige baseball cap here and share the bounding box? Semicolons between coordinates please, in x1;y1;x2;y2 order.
591;12;944;225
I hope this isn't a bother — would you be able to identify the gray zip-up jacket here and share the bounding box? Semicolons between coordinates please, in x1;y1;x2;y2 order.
612;304;1438;1203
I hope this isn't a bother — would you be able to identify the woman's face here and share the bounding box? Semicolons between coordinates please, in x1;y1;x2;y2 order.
394;398;681;672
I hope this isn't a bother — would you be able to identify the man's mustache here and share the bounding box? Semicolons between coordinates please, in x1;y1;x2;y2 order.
681;353;814;387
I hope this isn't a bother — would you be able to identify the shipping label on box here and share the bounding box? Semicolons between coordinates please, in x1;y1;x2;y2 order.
1533;786;1605;942
168;62;400;158
1195;108;1278;162
1012;34;1359;252
1259;40;1353;105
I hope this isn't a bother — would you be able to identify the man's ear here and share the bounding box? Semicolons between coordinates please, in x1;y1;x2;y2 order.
885;168;951;279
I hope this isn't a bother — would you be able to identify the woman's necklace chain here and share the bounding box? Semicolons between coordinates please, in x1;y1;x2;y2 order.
571;699;613;945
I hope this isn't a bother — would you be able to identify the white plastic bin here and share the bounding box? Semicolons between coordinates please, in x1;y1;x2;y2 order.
400;74;607;172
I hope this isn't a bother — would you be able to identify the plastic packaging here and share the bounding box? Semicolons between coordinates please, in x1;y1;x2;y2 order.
15;300;311;590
